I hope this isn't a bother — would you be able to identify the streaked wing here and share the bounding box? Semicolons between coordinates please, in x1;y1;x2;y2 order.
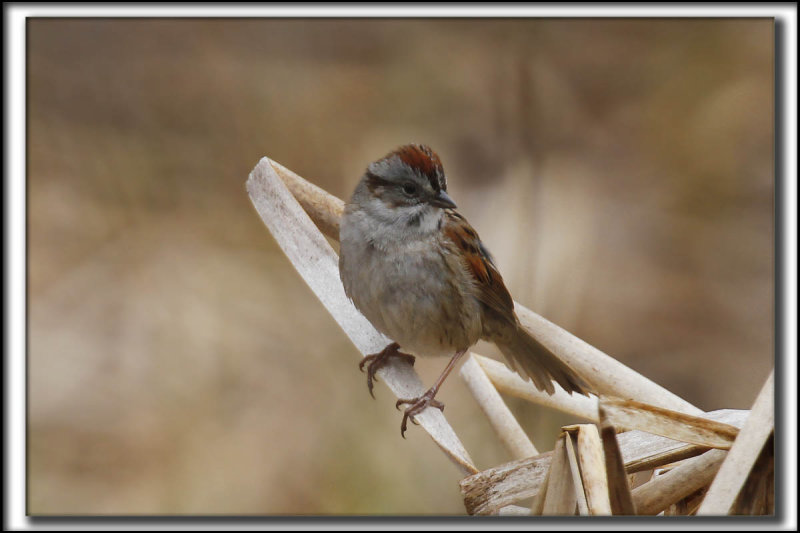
442;210;516;325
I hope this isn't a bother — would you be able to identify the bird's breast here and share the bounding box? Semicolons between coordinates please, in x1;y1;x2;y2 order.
340;212;482;357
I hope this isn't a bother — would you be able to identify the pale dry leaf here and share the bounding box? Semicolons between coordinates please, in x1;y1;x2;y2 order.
600;397;740;449
562;430;589;516
571;425;612;515
540;436;577;515
618;408;747;472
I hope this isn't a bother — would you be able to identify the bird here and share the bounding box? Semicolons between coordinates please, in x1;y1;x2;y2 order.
338;144;591;437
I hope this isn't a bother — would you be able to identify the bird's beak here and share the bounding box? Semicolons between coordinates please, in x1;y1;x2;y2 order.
430;190;457;209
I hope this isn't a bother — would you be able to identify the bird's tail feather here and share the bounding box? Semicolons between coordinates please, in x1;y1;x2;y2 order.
495;326;591;396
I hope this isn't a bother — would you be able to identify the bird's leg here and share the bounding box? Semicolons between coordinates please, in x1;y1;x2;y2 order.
359;342;416;399
395;349;467;438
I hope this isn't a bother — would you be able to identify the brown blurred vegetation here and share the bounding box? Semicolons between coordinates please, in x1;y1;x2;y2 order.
27;18;773;514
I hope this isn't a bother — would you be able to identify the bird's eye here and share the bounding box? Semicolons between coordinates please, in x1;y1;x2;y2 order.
402;183;418;196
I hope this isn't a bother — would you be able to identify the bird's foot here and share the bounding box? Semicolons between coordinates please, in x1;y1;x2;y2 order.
359;342;415;399
395;389;445;438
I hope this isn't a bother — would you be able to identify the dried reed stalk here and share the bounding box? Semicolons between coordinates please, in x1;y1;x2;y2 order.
461;452;553;515
730;432;774;515
459;409;748;515
696;371;774;515
460;354;538;460
497;504;534;515
268;159;344;239
631;449;727;515
599;410;637;514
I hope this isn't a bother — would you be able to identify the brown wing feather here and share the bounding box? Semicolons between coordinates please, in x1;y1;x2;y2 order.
442;211;591;396
443;211;516;325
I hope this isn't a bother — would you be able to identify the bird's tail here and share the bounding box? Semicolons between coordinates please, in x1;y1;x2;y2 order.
495;325;591;396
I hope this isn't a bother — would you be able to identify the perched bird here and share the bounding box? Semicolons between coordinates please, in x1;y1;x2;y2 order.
339;144;591;436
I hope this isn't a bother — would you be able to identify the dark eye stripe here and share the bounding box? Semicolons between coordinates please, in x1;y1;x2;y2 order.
364;170;394;191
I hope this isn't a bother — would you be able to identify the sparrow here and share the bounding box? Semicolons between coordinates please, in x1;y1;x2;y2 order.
339;144;591;437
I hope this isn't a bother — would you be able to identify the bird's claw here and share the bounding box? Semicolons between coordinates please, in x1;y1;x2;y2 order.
396;392;445;438
359;343;415;399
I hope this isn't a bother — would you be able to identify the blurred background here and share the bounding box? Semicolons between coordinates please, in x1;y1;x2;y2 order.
27;18;773;514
